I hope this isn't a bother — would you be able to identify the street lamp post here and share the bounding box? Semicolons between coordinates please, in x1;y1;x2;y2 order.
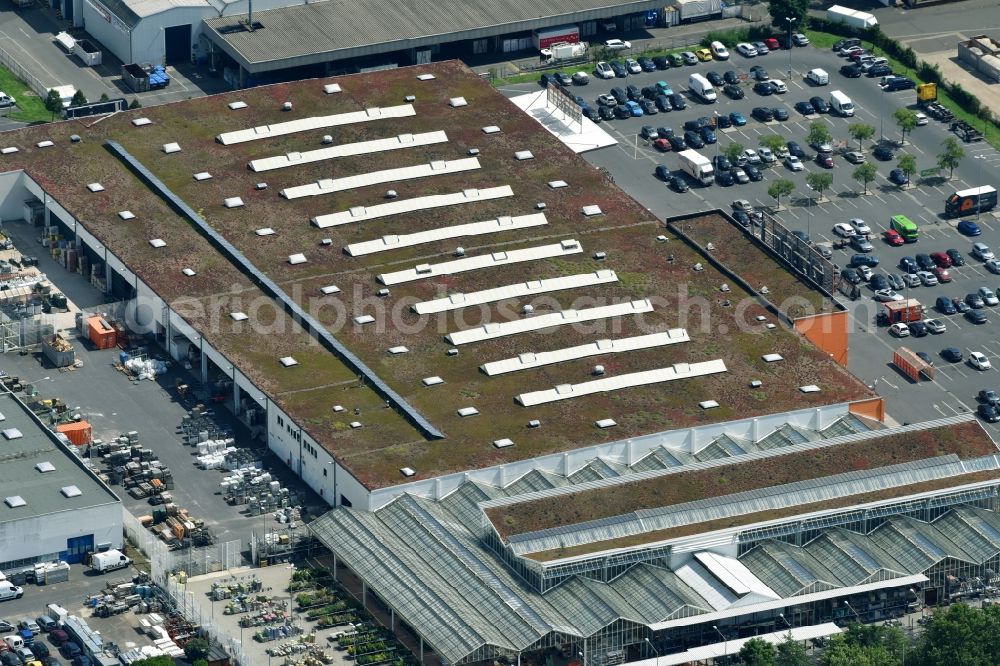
644;638;660;666
783;17;796;82
844;600;861;623
778;613;792;631
712;625;728;661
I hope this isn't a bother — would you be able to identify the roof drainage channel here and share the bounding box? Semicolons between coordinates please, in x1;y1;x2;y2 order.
105;140;444;440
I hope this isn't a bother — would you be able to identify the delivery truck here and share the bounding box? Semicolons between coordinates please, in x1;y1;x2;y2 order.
533;26;580;51
540;42;588;63
677;149;714;185
826;5;878;30
90;550;131;574
946;186;998;217
878;299;923;325
676;0;723;23
688;73;717;102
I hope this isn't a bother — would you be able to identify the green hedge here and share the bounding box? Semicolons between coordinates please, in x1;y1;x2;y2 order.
698;25;777;49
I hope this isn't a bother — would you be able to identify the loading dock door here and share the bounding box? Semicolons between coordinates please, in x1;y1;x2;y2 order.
164;24;192;65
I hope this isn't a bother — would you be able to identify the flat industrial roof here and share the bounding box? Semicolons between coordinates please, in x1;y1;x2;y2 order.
486;417;1000;553
0;61;872;490
0;392;120;523
204;0;661;72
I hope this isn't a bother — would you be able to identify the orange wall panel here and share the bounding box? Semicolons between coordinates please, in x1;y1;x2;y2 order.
794;310;849;366
850;398;885;423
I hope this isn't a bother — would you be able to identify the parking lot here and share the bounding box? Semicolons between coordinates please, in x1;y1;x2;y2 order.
500;39;1000;428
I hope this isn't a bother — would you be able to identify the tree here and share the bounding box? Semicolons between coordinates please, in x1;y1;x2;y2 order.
129;97;142;109
819;624;906;666
893;108;918;144
44;89;63;121
130;657;174;666
768;178;795;209
184;638;210;661
848;123;876;151
852;162;878;195
807;121;833;151
99;93;110;102
913;603;1000;666
724;141;745;164
937;137;965;179
70;89;88;107
760;134;786;155
766;0;809;31
897;153;917;188
775;636;809;666
805;171;834;202
739;637;776;666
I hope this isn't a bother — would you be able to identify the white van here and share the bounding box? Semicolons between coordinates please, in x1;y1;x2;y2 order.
806;68;829;85
829;90;855;117
688;73;717;102
0;581;21;602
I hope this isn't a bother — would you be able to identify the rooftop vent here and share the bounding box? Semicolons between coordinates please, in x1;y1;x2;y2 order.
750;380;763;388
87;183;105;192
482;126;500;134
132;118;152;127
230;312;248;321
182;268;196;277
333;405;344;412
762;353;784;362
350;421;363;429
288;253;307;265
324;83;342;94
118;210;135;220
256;183;268;190
416;73;435;81
446;348;458;356
657;235;668;242
699;400;720;409
535;202;546;210
149;239;166;248
163;142;181;154
193;172;212;181
37;140;54;148
320;285;340;295
756;315;767;322
548;180;569;189
70;135;81;143
4;496;26;508
595;418;617;428
354;315;375;325
322;135;333;144
799;385;821;393
515;150;534;160
256;228;275;236
224;197;244;208
279;356;298;367
400;467;416;477
528;419;541;428
0;147;18;154
457;407;479;417
36;461;55;473
0;412;4;421
468;148;480;156
60;486;82;498
228;101;248;110
582;205;603;217
2;428;23;440
388;346;409;355
422;376;443;386
404;95;416;102
493;438;514;448
594;251;607;260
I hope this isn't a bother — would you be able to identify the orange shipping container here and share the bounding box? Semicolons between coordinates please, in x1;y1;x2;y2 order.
57;421;93;446
87;316;117;350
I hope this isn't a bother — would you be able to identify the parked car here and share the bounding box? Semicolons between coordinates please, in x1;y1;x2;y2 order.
670;175;690;192
899;256;919;273
985;259;1000;274
751;107;774;122
750;65;769;81
743;163;763;181
792;33;810;46
695;48;713;62
968;309;989;325
758;147;776;164
889;322;910;338
958;219;982;236
810;96;830;114
754;81;775;96
652;56;670;70
840;63;863;78
724;70;741;84
841;268;862;285
787;141;805;158
795;100;816;115
979;404;1000;422
815;152;834;168
978;389;999;405
716;114;732;129
936;296;957;314
678;51;696;65
729;111;747;126
908;320;929;337
887;273;905;290
598;106;614;120
732;167;750;183
967;292;986;309
883;229;904;246
851;236;874;252
711;41;730;59
723;84;745;100
942;347;963;362
889;168;909;185
844;151;866;164
772;107;789;121
753;41;770;55
715;169;736;186
668;93;686;110
736;43;758;57
572;71;590;85
933;267;952;282
705;71;724;86
980;286;1000;306
947;248;966;266
637;56;657;72
970;351;993;370
917;270;938;286
784;155;804;171
595;62;615;79
973;242;995;261
604;39;632;50
655;164;672;180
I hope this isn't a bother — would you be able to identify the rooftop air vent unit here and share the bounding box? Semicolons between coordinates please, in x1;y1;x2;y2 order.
224;197;244;208
163;142;181;154
87;183;104;192
37;140;54;148
699;400;720;409
416;73;435;80
288;253;307;264
324;84;342;94
282;102;292;111
320;285;340;295
0;147;18;154
762;353;784;362
70;135;81;143
61;486;82;498
400;467;416;477
457;407;479;417
595;419;617;428
182;268;196;276
582;205;603;216
279;356;298;367
493;438;514;448
36;462;55;473
132;117;152;126
118;210;135;220
405;95;416;102
193;172;212;181
515;150;534;160
548;180;568;189
354;315;375;325
422;376;443;386
4;496;26;508
482;126;500;134
228;101;248;110
149;239;166;248
230;312;248;321
350;422;363;429
449;97;467;107
256;228;275;236
4;428;24;440
256;183;268;190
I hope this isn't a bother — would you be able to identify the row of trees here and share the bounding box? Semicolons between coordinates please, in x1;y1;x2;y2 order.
737;604;1000;666
721;119;966;209
43;90;142;119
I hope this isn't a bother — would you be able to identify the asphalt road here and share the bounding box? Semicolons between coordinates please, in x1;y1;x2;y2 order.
865;0;1000;54
500;42;1000;429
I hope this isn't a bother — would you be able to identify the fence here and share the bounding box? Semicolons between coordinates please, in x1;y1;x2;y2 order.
0;43;50;99
160;577;255;666
122;509;243;584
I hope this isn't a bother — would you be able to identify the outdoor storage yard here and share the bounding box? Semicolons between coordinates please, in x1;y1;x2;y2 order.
0;60;875;492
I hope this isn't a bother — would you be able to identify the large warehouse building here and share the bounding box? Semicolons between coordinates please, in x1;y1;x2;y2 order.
0;60;987;664
0;391;123;571
73;0;662;75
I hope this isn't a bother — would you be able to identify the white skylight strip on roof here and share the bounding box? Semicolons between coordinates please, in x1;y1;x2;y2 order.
313;186;514;229
515;359;728;406
249;130;448;172
216;104;416;145
280;157;480;199
413;270;618;315
345;213;546;257
480;330;690;376
380;239;582;286
446;299;653;346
